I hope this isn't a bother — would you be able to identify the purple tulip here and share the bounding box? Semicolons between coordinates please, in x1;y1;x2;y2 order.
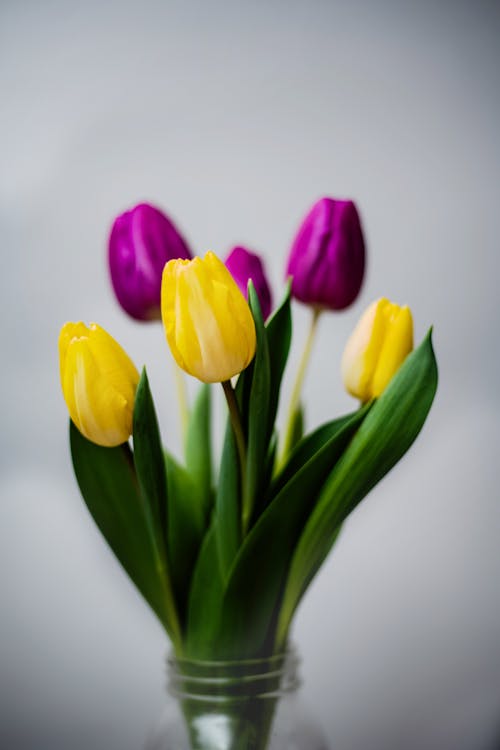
286;198;366;311
225;246;273;320
108;202;191;321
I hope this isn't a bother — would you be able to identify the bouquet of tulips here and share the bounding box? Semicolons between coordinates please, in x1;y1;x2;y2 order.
59;198;437;666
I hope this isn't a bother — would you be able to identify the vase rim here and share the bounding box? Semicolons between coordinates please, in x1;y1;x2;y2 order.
168;644;299;670
166;645;301;701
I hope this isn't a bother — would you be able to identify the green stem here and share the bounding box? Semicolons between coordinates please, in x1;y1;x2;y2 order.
279;307;322;467
222;380;247;537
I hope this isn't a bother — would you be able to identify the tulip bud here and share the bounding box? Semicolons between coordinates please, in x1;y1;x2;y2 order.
286;197;365;310
161;251;256;383
341;298;413;402
59;322;140;446
108;202;191;321
225;246;273;320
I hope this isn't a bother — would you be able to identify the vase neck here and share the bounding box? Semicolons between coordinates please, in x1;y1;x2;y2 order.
167;649;301;703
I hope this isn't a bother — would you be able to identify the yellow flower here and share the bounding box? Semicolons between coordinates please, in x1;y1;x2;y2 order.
341;298;413;402
58;322;140;447
161;251;256;383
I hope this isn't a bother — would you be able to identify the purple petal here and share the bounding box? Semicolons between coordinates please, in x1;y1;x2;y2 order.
286;197;365;310
108;202;191;321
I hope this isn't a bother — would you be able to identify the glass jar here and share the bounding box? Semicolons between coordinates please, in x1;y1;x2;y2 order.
145;648;328;750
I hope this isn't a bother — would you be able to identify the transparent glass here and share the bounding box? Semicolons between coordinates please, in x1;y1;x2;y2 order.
145;649;328;750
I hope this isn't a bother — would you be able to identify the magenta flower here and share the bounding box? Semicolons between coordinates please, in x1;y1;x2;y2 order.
108;202;191;321
225;246;273;320
286;198;366;311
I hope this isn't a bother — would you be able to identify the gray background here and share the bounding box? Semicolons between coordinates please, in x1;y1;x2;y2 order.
1;1;499;748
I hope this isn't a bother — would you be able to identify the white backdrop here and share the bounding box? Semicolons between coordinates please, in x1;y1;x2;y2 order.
1;1;499;748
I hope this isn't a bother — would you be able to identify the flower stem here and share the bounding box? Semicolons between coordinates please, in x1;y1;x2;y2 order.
222;379;247;536
279;307;321;467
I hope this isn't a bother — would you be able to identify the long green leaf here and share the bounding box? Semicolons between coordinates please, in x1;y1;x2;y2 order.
185;521;225;658
214;285;286;572
70;422;173;635
276;330;438;647
133;369;168;539
165;453;206;624
215;425;241;580
270;409;360;499
243;283;271;532
133;368;181;644
215;304;259;577
215;407;368;658
265;282;292;436
185;384;213;522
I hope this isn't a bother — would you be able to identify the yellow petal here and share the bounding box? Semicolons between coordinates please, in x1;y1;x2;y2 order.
86;323;139;405
341;298;388;401
341;297;414;401
371;304;413;397
161;252;256;383
58;321;89;387
58;322;139;447
161;258;195;373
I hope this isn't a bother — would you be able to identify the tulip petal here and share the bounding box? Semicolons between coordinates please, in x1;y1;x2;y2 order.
225;246;273;320
341;297;414;401
372;305;413;397
162;252;256;383
87;324;139;402
59;322;139;447
108;202;191;321
286;198;365;311
58;321;88;387
341;299;386;400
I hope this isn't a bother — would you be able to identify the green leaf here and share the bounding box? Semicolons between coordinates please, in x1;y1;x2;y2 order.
185;521;225;658
185;384;213;521
276;330;438;647
213;285;282;572
69;422;176;638
265;282;292;436
253;430;279;519
216;277;288;570
133;369;168;541
165;453;206;624
270;409;360;499
243;283;271;532
215;425;241;579
214;407;368;658
132;368;181;644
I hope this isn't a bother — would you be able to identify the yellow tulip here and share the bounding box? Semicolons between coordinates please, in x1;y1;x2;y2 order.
341;297;413;402
161;251;256;383
58;322;140;447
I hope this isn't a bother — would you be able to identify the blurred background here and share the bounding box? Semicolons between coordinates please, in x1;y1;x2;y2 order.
1;1;499;748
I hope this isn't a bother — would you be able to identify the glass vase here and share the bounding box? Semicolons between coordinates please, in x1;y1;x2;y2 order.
145;648;328;750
